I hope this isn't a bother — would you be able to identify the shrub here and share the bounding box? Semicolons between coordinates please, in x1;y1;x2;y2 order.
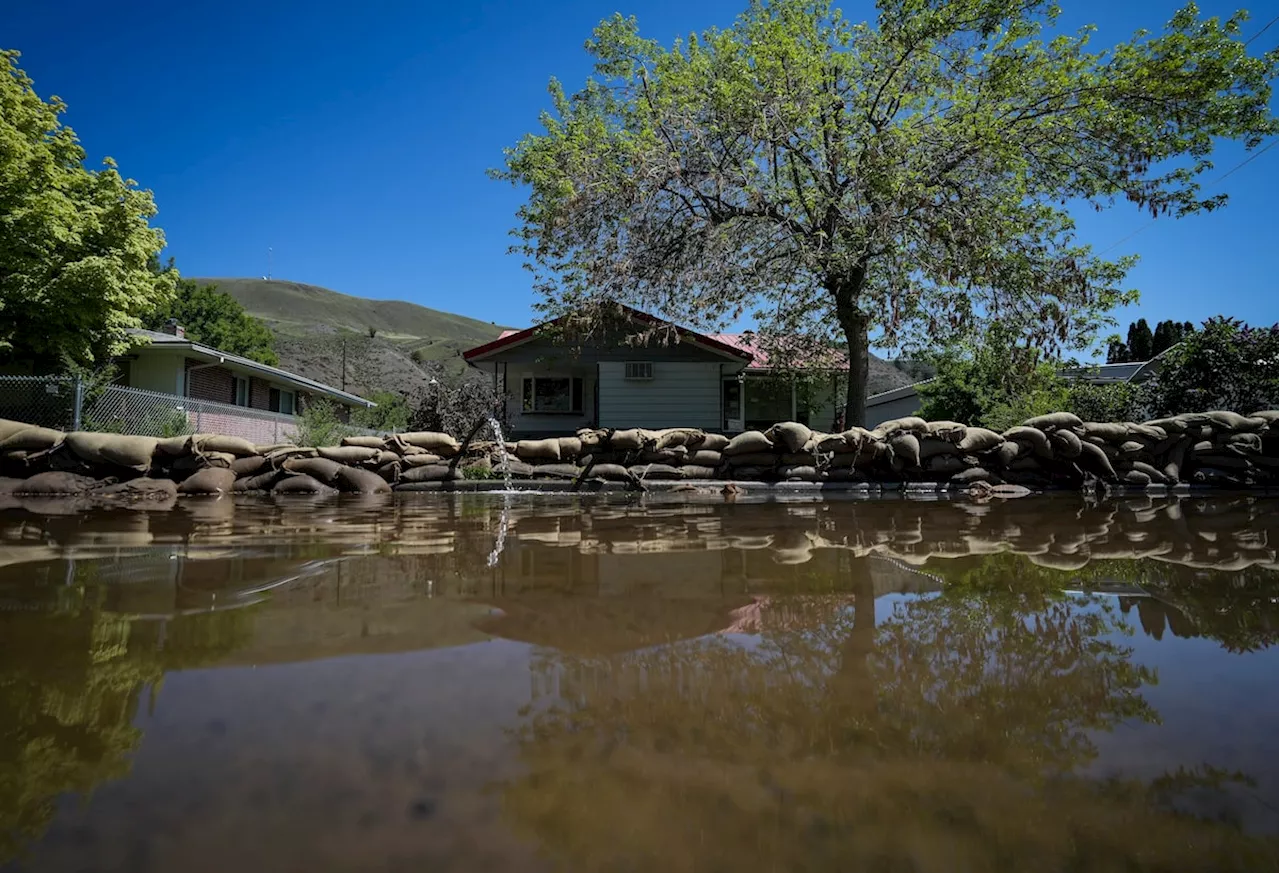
407;362;506;438
287;398;352;447
1065;381;1145;423
1143;317;1278;415
352;390;411;432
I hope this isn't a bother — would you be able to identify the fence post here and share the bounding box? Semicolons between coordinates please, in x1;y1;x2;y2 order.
71;376;84;431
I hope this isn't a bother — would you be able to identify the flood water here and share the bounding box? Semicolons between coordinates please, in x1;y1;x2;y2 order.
0;492;1276;872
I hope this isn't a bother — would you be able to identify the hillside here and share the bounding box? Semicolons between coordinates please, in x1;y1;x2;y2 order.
191;277;506;398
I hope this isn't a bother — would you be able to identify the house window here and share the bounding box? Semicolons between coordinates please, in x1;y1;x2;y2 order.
624;361;654;380
269;387;296;415
233;376;249;407
521;376;583;414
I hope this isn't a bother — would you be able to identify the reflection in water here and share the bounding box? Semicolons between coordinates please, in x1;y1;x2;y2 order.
0;494;1274;871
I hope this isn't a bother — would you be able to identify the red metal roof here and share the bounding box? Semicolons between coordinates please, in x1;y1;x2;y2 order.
462;307;753;362
707;333;849;370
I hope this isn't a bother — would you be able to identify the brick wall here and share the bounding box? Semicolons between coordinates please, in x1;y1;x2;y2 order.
250;377;270;410
184;359;235;404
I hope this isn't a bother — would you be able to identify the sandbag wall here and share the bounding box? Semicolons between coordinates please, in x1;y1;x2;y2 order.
0;409;1276;498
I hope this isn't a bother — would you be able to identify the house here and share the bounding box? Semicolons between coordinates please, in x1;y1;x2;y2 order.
115;323;373;439
461;307;910;437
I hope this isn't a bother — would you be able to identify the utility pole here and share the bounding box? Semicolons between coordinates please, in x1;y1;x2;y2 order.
341;339;347;391
267;247;273;281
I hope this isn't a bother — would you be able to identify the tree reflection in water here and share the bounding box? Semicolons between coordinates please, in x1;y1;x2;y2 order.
504;554;1274;873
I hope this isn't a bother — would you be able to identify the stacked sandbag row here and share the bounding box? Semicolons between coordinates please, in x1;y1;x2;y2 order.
488;427;733;484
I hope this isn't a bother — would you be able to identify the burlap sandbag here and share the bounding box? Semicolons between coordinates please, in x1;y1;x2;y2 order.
918;438;960;461
282;457;343;483
653;428;705;450
724;431;773;456
192;434;258;456
679;465;718;479
575;450;628;466
15;471;98;495
273;473;339;495
926;454;972;474
809;432;850;453
341;435;387;449
375;462;401;483
1003;426;1053;459
557;436;583;459
729;466;773;481
1226;432;1263;454
871;416;927;437
698;433;731;452
395;432;460;456
1022;412;1082;431
630;463;682;480
265;446;319;465
516;438;561;462
0;419;33;443
177;467;237;495
576;428;607;449
192;451;236;469
334;466;392;494
585;463;631;481
399;464;462;483
1076;441;1118;481
957;427;1004;454
1162;437;1192;482
1125;423;1167;441
156;435;194;456
825;467;866;482
370;450;401;467
888;432;921;468
924;420;968;442
230;455;269;477
95;477;178;505
1247;410;1279;425
776;451;817;466
1120;469;1152;487
0;426;64;452
64;432;158;471
493;459;535;478
318;446;382;465
398;452;444;468
764;422;812;454
1127;460;1168;484
1190;453;1252;470
950;466;1001;484
1118;440;1149;457
726;452;778;467
1048;429;1083;459
687;450;723;467
779;465;822;482
609;428;646;451
1078;422;1129;442
529;463;580;479
637;449;686;464
1206;410;1265;432
234;469;283;492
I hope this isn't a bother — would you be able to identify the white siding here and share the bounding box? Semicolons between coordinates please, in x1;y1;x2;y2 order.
128;349;185;394
597;362;722;429
865;390;923;426
503;365;596;435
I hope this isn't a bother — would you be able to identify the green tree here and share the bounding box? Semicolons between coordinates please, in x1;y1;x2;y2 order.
1152;320;1174;356
916;323;1070;431
352;389;411;432
497;0;1276;425
287;396;352;447
1145;316;1279;415
144;277;278;366
0;51;177;369
1127;318;1154;361
1105;339;1131;364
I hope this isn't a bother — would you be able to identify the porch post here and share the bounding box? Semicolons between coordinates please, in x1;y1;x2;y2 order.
789;376;797;422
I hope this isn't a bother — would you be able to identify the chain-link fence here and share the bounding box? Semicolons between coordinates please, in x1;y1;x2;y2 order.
0;375;81;430
84;384;305;443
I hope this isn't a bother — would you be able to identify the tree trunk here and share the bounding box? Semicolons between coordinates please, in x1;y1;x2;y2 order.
831;268;869;427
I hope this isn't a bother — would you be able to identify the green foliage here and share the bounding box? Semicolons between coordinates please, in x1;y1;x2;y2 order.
1064;381;1144;423
1126;319;1154;361
287;397;352;447
0;51;177;370
352;390;411;432
916;326;1070;431
1145;316;1279;415
408;362;505;437
144;277;278;365
462;464;496;480
497;0;1275;423
1110;319;1196;362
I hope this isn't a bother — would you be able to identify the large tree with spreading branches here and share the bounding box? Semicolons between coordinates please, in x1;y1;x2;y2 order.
497;0;1276;424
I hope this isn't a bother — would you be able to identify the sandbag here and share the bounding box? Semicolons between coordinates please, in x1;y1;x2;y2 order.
576;450;629;466
917;438;960;461
282;457;343;483
1206;411;1265;432
273;473;339;495
530;463;580;479
585;463;631;482
198;451;236;469
265;446;319;465
1118;440;1149;457
871;416;927;437
334;466;392;493
637;449;687;465
778;465;821;482
686;450;723;467
1120;469;1152;487
1048;429;1083;459
95;477;178;505
630;463;682;480
64;432;158;471
950;466;1001;485
1226;433;1263;454
1076;441;1118;481
395;432;460;456
516;438;561;462
191;434;258;456
725;452;778;467
398;464;463;483
375;462;401;483
724;431;773;456
825;467;866;482
254;442;294;455
653;428;705;450
776;451;818;466
1003;426;1053;459
1022;412;1082;431
0;426;64;452
1162;437;1192;482
888;432;921;468
765;422;812;454
1125;423;1166;441
341;435;387;449
493;459;535;478
398;452;445;467
15;471;98;495
698;433;731;453
576;428;608;449
318;445;382;465
177;467;237;495
811;432;853;453
1142;417;1190;435
0;419;33;442
925;454;972;474
609;429;646;451
370;450;401;467
729;466;774;480
557;436;583;459
924;421;968;442
153;435;192;456
679;465;718;480
234;469;284;492
1127;460;1168;484
1247;410;1279;425
230;455;269;477
1078;422;1129;442
956;427;1004;454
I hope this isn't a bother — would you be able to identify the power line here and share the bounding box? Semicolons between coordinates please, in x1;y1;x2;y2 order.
1244;16;1277;45
1096;139;1276;255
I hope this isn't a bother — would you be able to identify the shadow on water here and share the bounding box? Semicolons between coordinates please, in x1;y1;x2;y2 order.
0;493;1275;871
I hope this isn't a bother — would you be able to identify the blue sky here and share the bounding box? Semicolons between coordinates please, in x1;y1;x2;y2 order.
5;0;1277;356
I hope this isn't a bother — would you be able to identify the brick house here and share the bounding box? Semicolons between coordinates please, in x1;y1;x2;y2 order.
121;325;373;435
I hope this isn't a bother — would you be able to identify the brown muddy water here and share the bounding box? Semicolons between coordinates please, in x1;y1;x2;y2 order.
0;492;1275;873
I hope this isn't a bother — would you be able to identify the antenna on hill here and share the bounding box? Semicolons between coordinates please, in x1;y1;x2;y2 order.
267;247;273;281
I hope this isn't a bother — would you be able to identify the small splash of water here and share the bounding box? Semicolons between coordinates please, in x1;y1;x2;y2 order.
488;416;513;492
484;416;513;567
